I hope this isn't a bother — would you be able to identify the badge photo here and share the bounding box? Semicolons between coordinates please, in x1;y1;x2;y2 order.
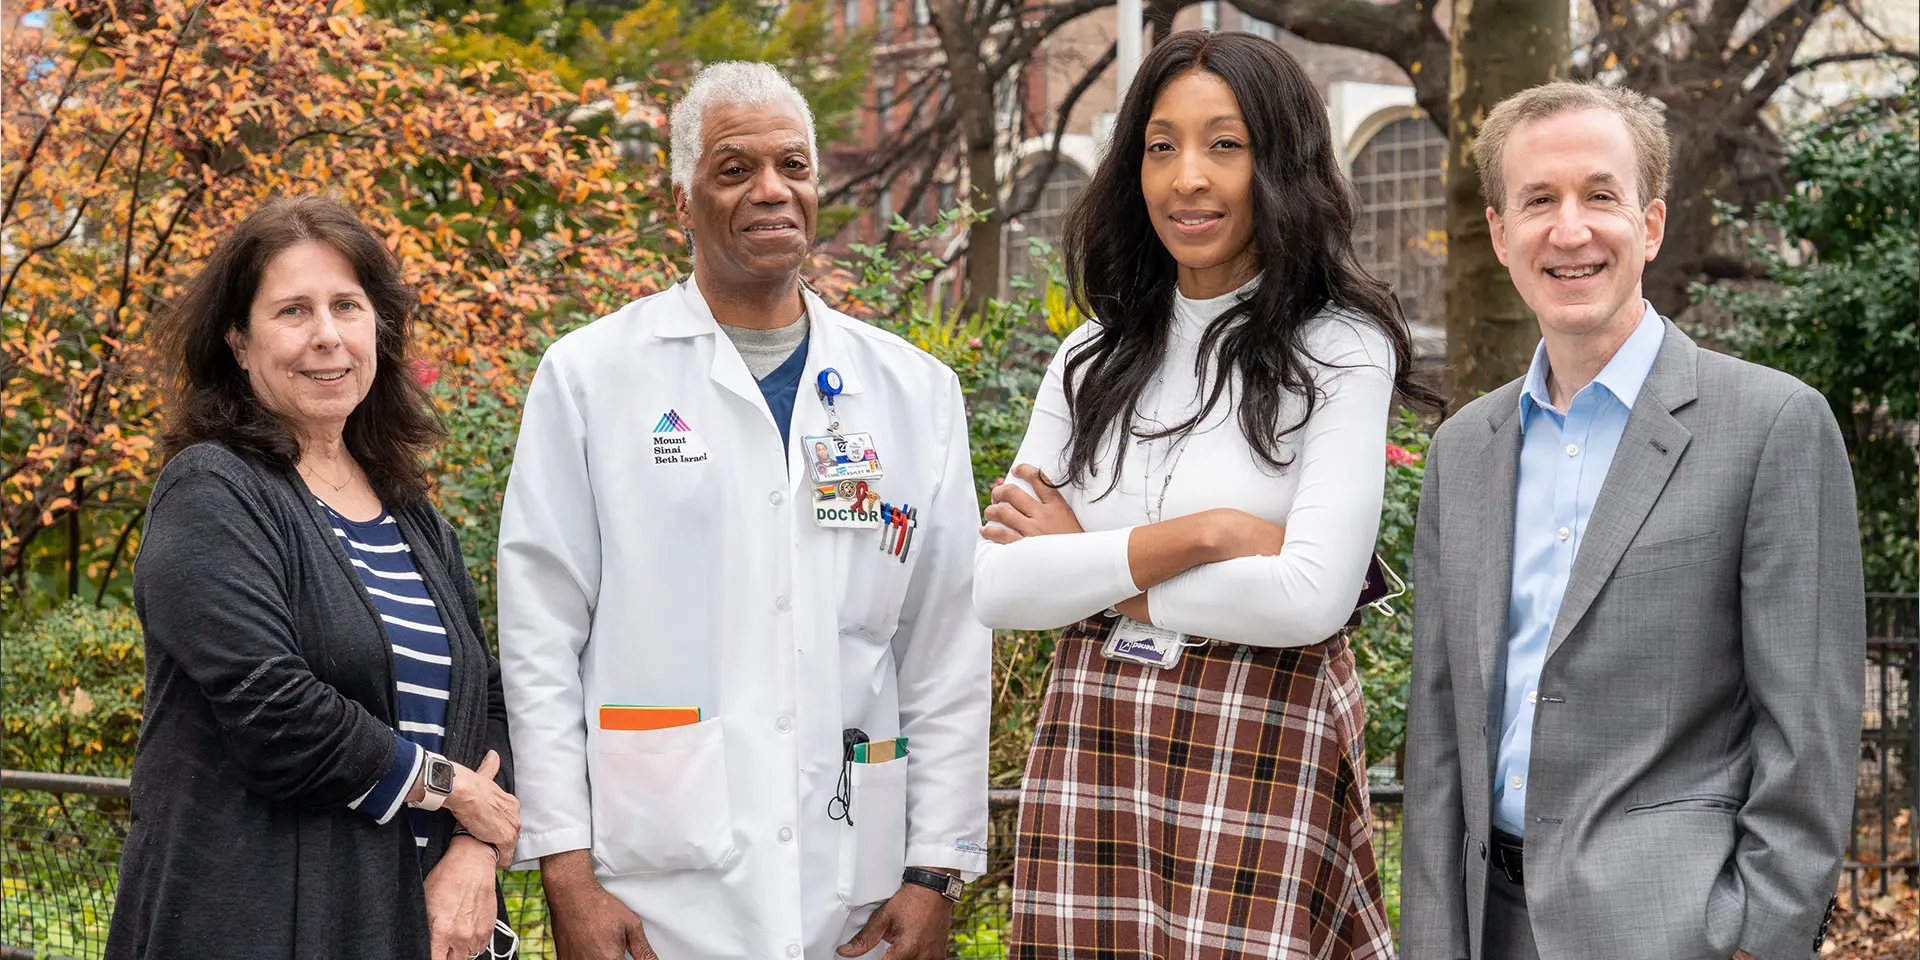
804;432;883;484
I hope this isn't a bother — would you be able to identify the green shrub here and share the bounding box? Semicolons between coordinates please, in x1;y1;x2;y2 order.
2;600;146;777
424;343;550;642
1698;76;1918;591
1348;409;1432;779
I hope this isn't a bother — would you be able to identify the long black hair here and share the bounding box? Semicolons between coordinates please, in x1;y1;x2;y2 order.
152;196;443;505
1056;31;1435;494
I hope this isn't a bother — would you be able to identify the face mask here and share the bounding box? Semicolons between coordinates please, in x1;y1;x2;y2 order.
486;918;519;958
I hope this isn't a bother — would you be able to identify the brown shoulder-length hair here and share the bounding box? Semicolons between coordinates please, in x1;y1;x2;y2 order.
151;196;442;505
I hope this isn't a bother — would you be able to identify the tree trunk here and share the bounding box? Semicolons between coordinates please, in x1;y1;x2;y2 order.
964;120;1004;313
1636;85;1764;319
928;0;1005;314
1442;0;1568;411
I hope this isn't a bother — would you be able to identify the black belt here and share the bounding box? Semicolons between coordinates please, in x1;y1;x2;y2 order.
1490;830;1525;885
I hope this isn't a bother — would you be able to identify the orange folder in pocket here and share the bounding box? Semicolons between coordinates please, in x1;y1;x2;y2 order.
599;705;702;731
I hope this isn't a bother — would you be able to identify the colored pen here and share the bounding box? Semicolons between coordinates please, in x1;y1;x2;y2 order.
899;506;918;563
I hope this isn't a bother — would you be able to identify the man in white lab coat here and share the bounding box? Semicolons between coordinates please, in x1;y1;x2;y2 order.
498;62;991;960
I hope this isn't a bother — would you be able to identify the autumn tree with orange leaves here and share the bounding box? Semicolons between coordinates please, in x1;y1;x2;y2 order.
1;0;678;614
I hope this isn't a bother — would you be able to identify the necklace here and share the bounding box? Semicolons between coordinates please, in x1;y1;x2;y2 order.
301;457;355;493
1142;373;1197;525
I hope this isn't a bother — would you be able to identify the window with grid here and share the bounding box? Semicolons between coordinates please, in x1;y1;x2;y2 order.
844;0;860;31
1008;160;1090;282
1349;115;1447;328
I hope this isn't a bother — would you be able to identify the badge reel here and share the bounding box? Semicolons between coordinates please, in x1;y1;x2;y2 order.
1101;616;1191;669
808;369;887;531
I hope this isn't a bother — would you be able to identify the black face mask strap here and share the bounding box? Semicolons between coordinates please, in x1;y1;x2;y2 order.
828;727;868;825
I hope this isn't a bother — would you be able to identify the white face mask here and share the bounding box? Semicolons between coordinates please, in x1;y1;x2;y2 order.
484;918;519;958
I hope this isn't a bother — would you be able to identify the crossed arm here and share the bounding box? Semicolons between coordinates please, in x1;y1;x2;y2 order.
980;463;1286;624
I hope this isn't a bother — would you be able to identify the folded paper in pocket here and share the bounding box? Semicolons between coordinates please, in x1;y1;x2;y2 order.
599;705;702;731
853;737;907;763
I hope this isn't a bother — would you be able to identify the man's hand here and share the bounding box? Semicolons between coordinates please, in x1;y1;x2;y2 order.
542;850;659;960
425;836;498;960
836;883;953;959
1733;952;1758;960
981;465;1083;544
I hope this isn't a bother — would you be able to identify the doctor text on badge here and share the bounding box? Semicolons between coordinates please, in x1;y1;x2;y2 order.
815;502;883;529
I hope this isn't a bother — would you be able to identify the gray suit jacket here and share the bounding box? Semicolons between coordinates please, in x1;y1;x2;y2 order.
1400;321;1864;960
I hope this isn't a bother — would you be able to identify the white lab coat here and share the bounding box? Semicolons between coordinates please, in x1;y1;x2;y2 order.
498;278;990;960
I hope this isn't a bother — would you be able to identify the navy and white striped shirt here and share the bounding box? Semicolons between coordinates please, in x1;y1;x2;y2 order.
328;500;452;850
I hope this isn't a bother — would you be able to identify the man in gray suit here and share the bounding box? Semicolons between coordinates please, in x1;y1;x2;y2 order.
1400;81;1864;960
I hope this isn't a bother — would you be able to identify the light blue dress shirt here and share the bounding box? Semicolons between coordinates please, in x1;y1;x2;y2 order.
1492;302;1666;837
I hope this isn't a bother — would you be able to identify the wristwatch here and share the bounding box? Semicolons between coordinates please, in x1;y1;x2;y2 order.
412;751;456;811
900;866;964;902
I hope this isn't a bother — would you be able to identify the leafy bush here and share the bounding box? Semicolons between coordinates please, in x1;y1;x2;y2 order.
1348;411;1432;778
1699;76;1919;590
1;0;676;619
423;344;551;640
2;600;145;778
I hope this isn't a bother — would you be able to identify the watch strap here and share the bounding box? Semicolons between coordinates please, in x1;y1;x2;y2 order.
412;752;453;812
900;866;963;902
451;824;501;860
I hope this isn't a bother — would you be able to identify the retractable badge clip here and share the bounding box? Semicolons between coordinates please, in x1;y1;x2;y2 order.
817;368;844;434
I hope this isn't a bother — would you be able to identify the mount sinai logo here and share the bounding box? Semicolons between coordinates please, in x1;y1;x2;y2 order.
650;409;707;465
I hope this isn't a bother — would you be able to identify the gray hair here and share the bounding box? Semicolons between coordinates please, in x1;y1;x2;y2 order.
669;62;819;192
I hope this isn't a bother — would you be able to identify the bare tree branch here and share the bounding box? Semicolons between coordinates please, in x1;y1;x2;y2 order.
1700;0;1753;54
1233;0;1452;128
1728;0;1828;76
1789;49;1920;76
1;17;109;226
1006;40;1116;220
1839;0;1897;49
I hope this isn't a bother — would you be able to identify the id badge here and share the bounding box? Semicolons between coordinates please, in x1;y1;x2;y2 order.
804;433;883;484
1101;616;1187;669
814;479;883;529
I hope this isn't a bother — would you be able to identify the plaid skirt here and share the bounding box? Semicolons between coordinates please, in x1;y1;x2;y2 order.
1010;618;1395;960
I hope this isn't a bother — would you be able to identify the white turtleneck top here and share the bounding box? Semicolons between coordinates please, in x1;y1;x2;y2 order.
972;278;1397;647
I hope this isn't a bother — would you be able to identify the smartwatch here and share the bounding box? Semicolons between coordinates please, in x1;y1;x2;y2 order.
412;751;456;811
900;866;964;902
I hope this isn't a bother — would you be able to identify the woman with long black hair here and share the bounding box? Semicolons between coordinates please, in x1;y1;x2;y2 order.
973;31;1431;958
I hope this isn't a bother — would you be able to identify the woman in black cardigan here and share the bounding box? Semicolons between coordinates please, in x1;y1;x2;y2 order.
107;197;519;960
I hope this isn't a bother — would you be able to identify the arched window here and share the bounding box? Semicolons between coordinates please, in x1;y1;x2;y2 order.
1349;115;1447;328
1006;159;1090;285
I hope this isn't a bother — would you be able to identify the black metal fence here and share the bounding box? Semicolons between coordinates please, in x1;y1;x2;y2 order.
2;596;1911;958
0;777;1405;959
1851;593;1919;901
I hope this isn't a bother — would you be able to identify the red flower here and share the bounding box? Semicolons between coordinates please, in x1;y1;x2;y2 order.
966;337;983;349
411;359;439;387
1386;443;1421;467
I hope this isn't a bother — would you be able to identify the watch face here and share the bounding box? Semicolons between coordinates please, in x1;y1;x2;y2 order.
427;758;455;794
